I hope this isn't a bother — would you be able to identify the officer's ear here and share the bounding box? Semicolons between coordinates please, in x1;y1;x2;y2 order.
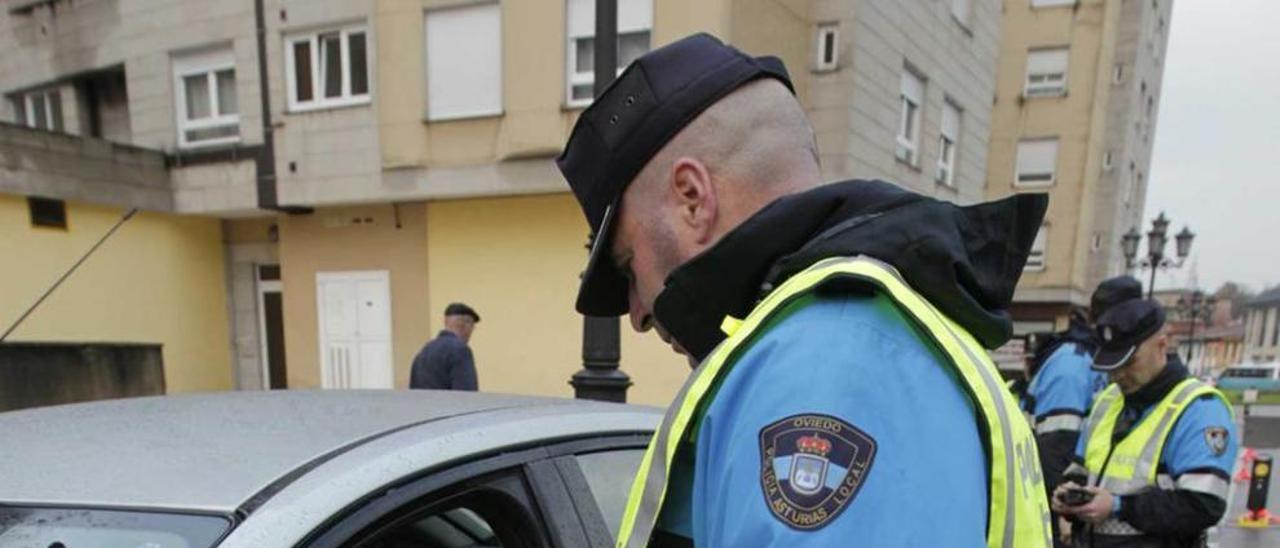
668;156;717;244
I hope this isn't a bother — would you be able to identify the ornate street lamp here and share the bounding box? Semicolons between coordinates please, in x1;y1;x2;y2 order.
1175;227;1196;260
1121;211;1195;299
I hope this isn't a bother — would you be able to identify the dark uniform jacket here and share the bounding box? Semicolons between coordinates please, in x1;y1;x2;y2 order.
1066;358;1232;548
409;330;477;391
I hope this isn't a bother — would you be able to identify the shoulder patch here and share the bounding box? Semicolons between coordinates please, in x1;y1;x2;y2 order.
1204;426;1229;456
758;413;876;530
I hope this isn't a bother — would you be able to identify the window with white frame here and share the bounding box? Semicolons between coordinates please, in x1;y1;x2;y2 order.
1025;225;1047;272
14;89;63;131
896;68;924;165
814;23;838;72
1031;0;1075;7
425;3;502;121
1025;48;1068;97
173;48;239;147
1015;138;1058;186
937;100;960;186
565;0;652;107
286;25;370;112
950;0;971;27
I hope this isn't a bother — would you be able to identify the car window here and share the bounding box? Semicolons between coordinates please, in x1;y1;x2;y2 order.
0;506;229;548
575;449;645;540
358;506;500;548
328;471;545;548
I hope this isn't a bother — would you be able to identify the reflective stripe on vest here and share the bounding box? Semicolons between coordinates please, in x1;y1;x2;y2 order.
614;256;1052;548
1081;378;1233;535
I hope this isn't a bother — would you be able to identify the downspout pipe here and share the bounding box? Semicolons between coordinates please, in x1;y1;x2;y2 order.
255;0;311;215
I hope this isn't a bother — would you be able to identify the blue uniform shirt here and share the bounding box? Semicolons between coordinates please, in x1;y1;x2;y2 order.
1026;342;1108;421
656;291;989;546
1074;395;1238;478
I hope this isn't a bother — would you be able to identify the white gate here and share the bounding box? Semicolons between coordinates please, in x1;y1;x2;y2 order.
316;271;393;389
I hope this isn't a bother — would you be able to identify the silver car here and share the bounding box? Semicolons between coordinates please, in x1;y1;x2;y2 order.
0;391;660;547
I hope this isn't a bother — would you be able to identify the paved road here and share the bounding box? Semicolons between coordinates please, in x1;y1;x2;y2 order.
1208;406;1280;547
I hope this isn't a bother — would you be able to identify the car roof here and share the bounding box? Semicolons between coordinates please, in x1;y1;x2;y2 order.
0;390;657;513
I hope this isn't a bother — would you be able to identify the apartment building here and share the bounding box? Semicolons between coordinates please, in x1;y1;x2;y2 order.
2;0;1005;406
986;0;1174;335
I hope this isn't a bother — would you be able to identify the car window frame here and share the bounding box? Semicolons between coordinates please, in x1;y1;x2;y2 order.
348;470;543;548
299;433;650;548
555;446;649;545
527;436;649;547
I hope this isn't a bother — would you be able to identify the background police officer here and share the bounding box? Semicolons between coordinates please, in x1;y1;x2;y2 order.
1024;276;1141;528
1053;299;1236;547
558;34;1051;546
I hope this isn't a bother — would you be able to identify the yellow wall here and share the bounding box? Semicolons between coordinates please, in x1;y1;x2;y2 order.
277;203;431;389
375;0;732;170
0;194;233;393
426;193;687;406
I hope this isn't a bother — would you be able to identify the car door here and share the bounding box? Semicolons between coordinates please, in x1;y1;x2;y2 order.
301;434;649;548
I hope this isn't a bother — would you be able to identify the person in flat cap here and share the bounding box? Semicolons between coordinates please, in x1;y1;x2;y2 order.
1021;276;1143;545
409;303;480;391
1053;299;1236;547
558;33;1051;545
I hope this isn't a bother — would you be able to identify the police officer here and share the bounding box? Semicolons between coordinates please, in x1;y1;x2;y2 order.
557;34;1051;546
1053;299;1237;547
1025;277;1142;505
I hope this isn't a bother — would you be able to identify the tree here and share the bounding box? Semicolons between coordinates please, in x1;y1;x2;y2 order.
1212;282;1256;320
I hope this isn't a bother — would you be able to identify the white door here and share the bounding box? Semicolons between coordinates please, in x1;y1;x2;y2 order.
316;271;393;389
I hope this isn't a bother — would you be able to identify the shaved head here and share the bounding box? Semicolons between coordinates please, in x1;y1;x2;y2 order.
610;78;822;341
629;79;820;211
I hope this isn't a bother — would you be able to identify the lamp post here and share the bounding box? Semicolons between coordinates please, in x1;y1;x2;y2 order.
1176;290;1217;374
1120;212;1196;300
570;0;632;402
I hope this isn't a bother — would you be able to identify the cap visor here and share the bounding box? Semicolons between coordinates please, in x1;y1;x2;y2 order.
575;203;630;316
1092;346;1136;371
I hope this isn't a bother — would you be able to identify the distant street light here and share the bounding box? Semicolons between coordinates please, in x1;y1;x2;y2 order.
1121;212;1195;299
1176;290;1216;372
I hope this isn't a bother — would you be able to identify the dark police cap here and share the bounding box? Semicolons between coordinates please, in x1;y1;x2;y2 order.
556;33;793;316
1090;275;1143;320
1092;299;1166;371
445;302;480;322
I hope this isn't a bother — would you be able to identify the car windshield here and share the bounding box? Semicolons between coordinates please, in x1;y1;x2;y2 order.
0;506;230;548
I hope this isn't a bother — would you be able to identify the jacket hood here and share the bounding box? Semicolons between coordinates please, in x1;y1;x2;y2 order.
653;180;1048;361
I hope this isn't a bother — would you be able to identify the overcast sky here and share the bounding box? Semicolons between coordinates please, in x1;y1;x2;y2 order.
1143;0;1280;295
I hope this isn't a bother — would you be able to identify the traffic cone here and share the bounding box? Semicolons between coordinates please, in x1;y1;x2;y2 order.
1236;448;1258;482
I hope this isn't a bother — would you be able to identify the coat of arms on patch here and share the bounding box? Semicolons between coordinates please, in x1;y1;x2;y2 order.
759;413;876;530
1204;426;1229;456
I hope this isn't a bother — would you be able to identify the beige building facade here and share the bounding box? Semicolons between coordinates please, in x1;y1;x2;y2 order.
1;0;258;403
987;0;1173;333
4;0;1005;406
1244;288;1280;364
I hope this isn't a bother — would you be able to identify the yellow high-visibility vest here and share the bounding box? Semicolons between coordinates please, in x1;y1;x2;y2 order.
616;256;1052;547
1080;378;1231;537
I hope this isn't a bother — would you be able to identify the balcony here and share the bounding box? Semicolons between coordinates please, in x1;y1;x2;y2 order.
0;121;172;210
